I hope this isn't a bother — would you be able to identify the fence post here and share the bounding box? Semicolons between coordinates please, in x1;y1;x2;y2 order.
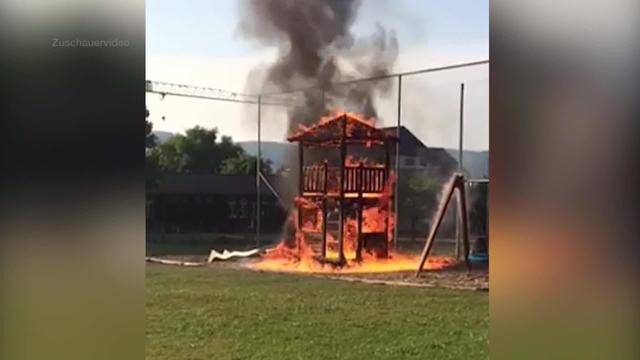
456;83;465;259
256;95;262;247
394;75;402;251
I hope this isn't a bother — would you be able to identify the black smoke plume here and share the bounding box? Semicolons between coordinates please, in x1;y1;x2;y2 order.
238;0;399;130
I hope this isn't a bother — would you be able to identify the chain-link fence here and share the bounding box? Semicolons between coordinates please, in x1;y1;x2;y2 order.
145;62;488;257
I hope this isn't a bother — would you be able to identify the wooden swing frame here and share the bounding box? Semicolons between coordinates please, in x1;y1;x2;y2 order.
416;173;471;276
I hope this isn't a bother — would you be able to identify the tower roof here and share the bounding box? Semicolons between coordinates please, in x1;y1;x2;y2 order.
287;112;396;146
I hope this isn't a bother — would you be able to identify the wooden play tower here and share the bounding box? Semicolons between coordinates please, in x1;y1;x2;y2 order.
287;112;397;265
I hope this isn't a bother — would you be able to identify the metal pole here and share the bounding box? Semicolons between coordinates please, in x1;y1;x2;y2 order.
256;95;262;247
394;75;402;251
456;176;471;271
459;83;465;172
455;83;465;258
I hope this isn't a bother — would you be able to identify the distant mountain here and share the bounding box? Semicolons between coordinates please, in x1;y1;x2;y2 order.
152;131;175;144
237;141;295;170
444;149;489;179
152;130;488;179
237;140;489;179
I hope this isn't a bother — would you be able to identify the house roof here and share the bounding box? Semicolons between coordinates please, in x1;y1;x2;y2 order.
381;126;426;156
287;112;396;145
381;125;458;168
150;174;282;196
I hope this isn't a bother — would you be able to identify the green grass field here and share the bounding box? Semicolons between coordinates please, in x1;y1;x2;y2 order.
146;265;488;359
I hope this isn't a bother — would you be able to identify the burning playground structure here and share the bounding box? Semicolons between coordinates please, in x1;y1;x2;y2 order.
252;111;462;274
288;112;396;265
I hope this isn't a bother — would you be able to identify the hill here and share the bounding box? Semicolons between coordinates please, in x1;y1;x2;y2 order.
237;141;488;178
152;131;175;144
444;149;489;179
237;141;295;170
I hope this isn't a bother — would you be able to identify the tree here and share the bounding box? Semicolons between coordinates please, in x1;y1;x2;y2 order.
153;126;242;174
145;108;161;189
146;149;162;189
145;107;157;149
398;171;441;241
220;152;274;176
149;125;272;176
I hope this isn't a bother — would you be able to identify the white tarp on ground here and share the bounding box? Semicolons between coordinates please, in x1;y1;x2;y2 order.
145;257;204;266
207;249;259;263
146;249;260;267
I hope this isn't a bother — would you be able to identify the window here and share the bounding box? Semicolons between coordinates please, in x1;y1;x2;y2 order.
404;157;416;166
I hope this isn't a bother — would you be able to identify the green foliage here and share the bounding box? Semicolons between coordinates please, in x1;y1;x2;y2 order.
146;108;161;189
408;171;441;193
146;265;488;360
220;152;274;176
155;127;238;174
400;171;441;217
145;107;157;149
145;150;162;189
148;125;273;176
396;171;443;238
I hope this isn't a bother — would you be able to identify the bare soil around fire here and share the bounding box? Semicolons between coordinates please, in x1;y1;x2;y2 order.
146;263;488;360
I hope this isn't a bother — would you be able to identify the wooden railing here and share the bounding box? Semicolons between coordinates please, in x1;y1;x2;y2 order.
302;165;328;193
302;164;386;194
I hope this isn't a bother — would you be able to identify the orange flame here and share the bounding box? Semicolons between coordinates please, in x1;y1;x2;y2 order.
253;170;455;274
254;113;456;274
288;109;377;140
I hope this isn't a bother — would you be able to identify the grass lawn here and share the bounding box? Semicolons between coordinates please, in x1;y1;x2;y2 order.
146;265;488;360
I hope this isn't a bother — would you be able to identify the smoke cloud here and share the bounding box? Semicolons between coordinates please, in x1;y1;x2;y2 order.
238;0;399;130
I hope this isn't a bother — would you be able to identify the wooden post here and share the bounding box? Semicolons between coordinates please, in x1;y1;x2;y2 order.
338;115;347;264
256;95;262;247
394;75;402;251
356;162;364;261
415;174;459;276
384;141;391;256
297;142;304;241
321;160;328;259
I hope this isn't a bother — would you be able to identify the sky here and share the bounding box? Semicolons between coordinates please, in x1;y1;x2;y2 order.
146;0;488;150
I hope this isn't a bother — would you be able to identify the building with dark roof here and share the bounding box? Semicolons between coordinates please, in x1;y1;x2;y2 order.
147;174;287;235
381;126;458;177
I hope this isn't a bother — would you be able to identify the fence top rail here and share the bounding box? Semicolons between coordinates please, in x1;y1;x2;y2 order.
256;59;489;97
145;60;489;102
